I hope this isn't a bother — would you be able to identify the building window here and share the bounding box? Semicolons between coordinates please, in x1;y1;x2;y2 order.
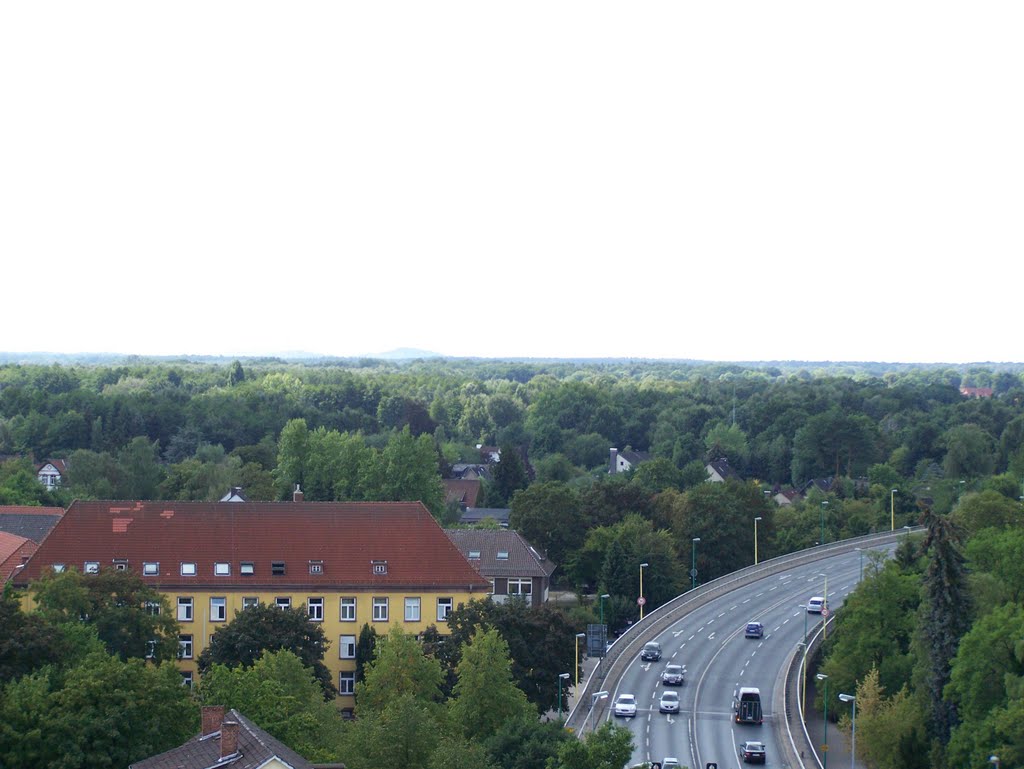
340;597;356;621
240;561;255;576
242;597;259;610
145;639;156;658
497;550;510;560
145;601;161;616
437;597;453;622
404;597;421;622
210;597;227;621
180;562;197;576
309;560;324;575
113;558;129;571
179;634;193;659
181;671;194;688
468;550;481;559
371;560;387;575
276;597;291;610
372;597;388;622
508;578;533;596
52;563;65;573
142;562;159;576
177;597;193;622
339;671;355;695
339;635;356;659
214;562;230;576
307;598;324;622
271;561;286;576
84;561;99;574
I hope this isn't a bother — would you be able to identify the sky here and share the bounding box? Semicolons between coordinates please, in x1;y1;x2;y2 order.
2;2;1022;364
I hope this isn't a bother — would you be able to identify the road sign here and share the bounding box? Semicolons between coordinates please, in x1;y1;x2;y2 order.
822;607;830;617
689;568;698;577
706;764;718;769
637;596;647;606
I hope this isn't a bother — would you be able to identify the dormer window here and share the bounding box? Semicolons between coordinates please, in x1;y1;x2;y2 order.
180;562;197;576
53;563;65;573
371;560;388;575
240;562;255;576
84;561;100;574
497;551;510;560
112;558;129;571
271;561;286;576
214;562;231;576
468;550;481;560
143;562;159;576
309;560;324;575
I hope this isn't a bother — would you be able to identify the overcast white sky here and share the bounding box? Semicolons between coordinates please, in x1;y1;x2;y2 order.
2;3;1022;363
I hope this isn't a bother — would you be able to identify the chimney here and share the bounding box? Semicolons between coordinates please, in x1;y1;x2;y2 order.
293;484;304;502
201;705;224;737
220;719;240;758
609;448;618;474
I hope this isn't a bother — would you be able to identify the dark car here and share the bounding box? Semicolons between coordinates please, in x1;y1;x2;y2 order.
740;740;766;763
641;642;662;662
744;621;764;639
661;663;685;685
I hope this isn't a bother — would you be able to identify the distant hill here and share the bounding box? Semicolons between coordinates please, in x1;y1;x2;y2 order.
368;348;443;360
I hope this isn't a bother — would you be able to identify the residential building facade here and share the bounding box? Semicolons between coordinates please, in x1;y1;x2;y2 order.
445;528;556;607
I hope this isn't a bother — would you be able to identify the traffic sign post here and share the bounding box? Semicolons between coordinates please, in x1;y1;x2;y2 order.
637;596;646;606
822;607;830;617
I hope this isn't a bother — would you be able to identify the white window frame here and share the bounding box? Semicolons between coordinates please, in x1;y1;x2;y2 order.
307;597;324;622
372;597;388;622
309;560;324;575
210;597;227;622
496;550;510;560
180;562;197;576
404;597;421;622
338;671;355;695
508;577;533;596
340;597;356;622
214;562;231;576
181;671;194;688
240;561;255;576
84;561;99;574
52;563;65;573
143;562;159;576
177;597;194;622
242;597;259;610
276;597;291;610
179;634;193;659
437;597;453;622
339;635;356;659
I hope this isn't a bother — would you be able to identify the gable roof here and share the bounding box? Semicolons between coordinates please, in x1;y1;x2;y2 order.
35;459;68;474
0;506;65;543
130;708;313;769
445;528;556;579
14;500;490;592
458;507;511;527
0;531;36;582
443;479;481;509
706;457;739;481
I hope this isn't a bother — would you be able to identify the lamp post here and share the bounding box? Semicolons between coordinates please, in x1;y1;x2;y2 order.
599;593;610;626
817;673;829;769
557;673;570;720
639;563;649;620
691;538;700;591
838;693;856;769
821;572;829;640
590;690;608;732
754;516;763;565
820;500;829;545
854;547;863;581
890;488;898;531
574;633;586;688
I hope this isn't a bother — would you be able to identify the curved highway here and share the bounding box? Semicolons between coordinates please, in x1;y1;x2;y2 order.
598;548;881;769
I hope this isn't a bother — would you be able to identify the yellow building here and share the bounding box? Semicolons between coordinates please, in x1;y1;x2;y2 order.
14;499;491;707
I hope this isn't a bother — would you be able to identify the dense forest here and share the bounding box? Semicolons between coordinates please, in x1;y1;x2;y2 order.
4;357;1024;768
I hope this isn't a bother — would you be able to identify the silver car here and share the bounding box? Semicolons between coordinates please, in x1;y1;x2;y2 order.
614;693;638;718
658;690;680;713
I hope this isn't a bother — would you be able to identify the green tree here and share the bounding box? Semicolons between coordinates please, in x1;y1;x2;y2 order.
488;445;529;506
116;436;165;498
339;692;444;769
31;568;179;662
449;628;534;743
942;423;996;481
551;721;634;769
355;625;445;716
704;421;749;462
198;602;335;697
509;481;584;568
361;428;445;514
482;718;571;769
0;652;196;769
275;418;310;497
198;650;345;762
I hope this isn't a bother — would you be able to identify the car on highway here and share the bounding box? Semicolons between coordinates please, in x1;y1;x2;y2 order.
806;596;826;613
744;621;764;638
641;641;662;661
662;759;681;768
614;693;638;718
740;740;766;763
661;663;685;685
658;690;680;713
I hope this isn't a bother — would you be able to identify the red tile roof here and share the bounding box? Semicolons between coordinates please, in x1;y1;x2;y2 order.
443;479;481;508
14;500;491;592
0;531;36;581
0;505;65;515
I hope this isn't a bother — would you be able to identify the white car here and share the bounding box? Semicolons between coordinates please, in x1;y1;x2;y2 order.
662;759;681;768
614;693;638;718
807;596;825;613
658;690;680;713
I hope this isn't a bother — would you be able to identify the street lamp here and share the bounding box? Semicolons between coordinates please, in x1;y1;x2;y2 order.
557;673;570;720
754;516;763;565
691;538;700;591
820;500;829;546
838;693;856;769
817;673;829;769
590;690;608;732
599;593;610;626
820;572;829;640
575;633;587;688
639;563;649;620
890;488;898;531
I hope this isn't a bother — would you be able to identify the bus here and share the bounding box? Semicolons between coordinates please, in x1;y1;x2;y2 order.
735;687;763;725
